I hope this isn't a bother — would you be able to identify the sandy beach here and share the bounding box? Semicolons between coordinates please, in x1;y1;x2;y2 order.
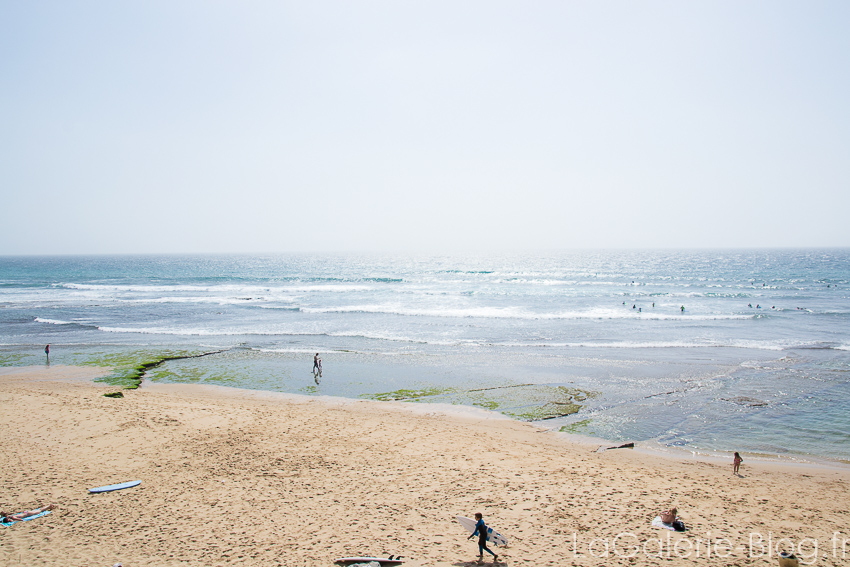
1;366;849;567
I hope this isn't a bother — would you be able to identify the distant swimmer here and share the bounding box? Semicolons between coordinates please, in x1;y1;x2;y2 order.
638;307;642;312
680;305;685;312
748;304;752;308
632;304;636;309
757;305;761;309
652;302;655;308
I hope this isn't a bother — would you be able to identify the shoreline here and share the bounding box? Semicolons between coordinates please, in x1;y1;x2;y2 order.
6;363;848;472
3;341;848;464
5;362;850;475
147;377;850;473
3;365;850;566
144;369;850;472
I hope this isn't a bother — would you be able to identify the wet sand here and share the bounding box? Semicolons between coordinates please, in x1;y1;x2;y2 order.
1;366;849;566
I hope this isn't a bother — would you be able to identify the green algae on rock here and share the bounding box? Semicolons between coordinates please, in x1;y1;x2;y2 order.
80;349;222;389
0;353;28;366
481;385;598;422
360;386;456;402
560;419;593;434
360;383;598;422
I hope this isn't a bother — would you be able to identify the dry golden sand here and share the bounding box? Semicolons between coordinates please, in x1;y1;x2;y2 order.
1;365;849;567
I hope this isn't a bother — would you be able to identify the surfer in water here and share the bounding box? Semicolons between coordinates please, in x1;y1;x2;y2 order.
468;512;498;562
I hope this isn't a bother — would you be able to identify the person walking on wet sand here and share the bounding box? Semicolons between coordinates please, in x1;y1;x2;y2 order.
733;452;743;475
468;512;498;562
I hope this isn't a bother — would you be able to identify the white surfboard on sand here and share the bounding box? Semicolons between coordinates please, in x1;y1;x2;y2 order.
456;516;509;547
88;480;141;493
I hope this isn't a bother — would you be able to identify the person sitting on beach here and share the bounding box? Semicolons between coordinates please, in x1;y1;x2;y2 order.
660;507;686;531
660;507;677;524
1;503;54;523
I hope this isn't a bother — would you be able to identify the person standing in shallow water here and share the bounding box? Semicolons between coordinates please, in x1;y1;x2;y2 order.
313;353;320;375
44;344;49;363
468;512;498;562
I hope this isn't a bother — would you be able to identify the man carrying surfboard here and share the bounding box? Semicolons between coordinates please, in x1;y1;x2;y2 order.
468;512;498;562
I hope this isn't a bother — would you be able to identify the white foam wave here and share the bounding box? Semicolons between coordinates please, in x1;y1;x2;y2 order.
287;285;374;293
494;340;788;350
125;296;295;305
34;317;73;325
97;326;277;336
300;304;529;319
56;282;372;294
300;304;753;321
94;324;459;345
323;330;470;346
93;323;792;351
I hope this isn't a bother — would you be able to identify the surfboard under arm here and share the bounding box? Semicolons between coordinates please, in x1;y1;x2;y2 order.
456;515;509;547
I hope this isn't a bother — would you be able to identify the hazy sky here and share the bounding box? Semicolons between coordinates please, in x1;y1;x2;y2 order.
2;1;849;254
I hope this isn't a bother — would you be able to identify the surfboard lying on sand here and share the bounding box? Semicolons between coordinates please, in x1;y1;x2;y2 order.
88;480;141;493
456;516;509;547
334;556;404;566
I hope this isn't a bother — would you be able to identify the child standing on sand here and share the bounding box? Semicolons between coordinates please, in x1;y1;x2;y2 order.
733;452;743;475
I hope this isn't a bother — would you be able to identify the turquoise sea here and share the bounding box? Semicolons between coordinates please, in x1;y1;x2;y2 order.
1;250;848;462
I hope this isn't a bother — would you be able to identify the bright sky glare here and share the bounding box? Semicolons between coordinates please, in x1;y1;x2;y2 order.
1;1;849;254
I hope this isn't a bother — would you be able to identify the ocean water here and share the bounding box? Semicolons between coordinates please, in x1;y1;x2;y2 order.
1;250;848;462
